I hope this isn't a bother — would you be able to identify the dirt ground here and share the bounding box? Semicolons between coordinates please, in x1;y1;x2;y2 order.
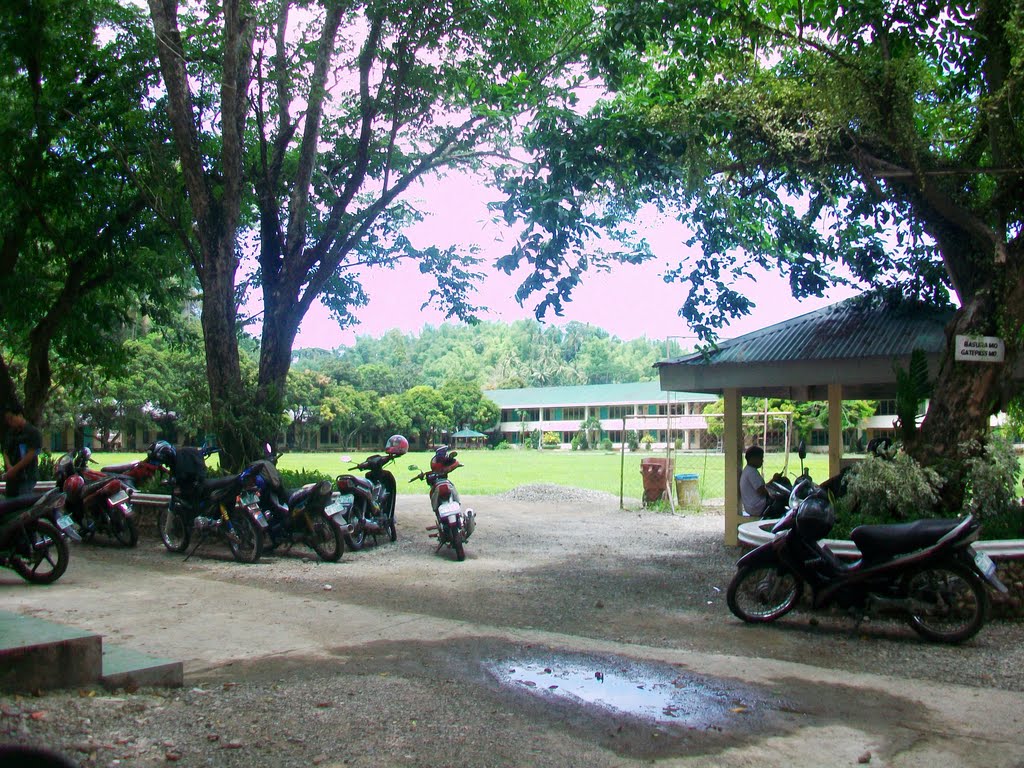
2;489;1024;768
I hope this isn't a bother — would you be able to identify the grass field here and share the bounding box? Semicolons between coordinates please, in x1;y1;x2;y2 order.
87;448;835;505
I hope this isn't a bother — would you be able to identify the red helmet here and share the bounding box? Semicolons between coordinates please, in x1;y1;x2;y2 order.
63;474;85;498
384;434;409;456
429;446;461;473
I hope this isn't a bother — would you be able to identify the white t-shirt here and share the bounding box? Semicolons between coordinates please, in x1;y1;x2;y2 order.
739;464;766;517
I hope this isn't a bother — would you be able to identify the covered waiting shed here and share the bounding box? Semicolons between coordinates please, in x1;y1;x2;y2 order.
655;295;954;545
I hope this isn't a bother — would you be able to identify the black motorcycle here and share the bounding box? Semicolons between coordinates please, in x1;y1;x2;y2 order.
153;444;268;563
250;452;343;562
727;478;1007;643
331;435;408;551
0;488;72;584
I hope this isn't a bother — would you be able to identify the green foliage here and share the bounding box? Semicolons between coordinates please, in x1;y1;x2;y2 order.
640;433;654;450
542;431;561;448
893;349;932;445
600;437;614;451
626;430;639;451
839;453;943;525
960;436;1020;522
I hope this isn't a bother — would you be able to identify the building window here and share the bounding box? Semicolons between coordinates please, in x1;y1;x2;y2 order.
875;399;898;416
562;407;585;421
607;405;632;419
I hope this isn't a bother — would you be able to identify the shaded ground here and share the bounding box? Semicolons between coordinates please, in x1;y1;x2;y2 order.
2;490;1024;767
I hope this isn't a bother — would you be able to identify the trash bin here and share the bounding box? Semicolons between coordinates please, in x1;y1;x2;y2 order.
674;473;700;509
640;458;673;504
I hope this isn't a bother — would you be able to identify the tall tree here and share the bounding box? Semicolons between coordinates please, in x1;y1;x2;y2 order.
0;0;188;423
146;0;603;467
496;0;1024;504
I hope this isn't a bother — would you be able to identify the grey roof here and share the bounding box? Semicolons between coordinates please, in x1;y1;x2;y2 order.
656;295;956;400
667;297;953;366
485;381;716;408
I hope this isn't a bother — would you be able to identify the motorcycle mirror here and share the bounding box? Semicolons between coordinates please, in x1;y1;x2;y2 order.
797;439;807;460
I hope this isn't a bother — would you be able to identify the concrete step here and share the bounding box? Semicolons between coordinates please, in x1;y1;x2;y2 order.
101;643;183;690
0;610;181;692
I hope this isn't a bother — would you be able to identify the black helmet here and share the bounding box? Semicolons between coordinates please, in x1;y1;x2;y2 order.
429;445;461;473
794;492;834;541
149;440;176;468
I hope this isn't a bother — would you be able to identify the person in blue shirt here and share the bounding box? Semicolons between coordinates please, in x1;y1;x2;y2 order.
2;403;42;498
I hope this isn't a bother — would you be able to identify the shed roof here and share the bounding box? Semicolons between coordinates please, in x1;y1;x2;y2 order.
656;295;956;400
485;380;717;409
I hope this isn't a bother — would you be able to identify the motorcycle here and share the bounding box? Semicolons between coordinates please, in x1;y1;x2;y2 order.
408;445;475;562
71;445;165;488
330;435;408;551
251;447;344;562
151;443;268;563
0;488;72;584
726;476;1007;643
54;451;138;547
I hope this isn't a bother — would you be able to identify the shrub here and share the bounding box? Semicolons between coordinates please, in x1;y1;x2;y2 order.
542;431;561;449
840;452;942;523
600;438;614;451
626;430;639;451
640;434;654;451
960;435;1020;521
494;440;512;450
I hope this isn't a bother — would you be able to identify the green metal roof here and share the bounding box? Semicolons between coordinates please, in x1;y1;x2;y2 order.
485;381;717;408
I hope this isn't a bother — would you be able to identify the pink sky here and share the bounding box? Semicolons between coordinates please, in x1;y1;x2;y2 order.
292;172;861;350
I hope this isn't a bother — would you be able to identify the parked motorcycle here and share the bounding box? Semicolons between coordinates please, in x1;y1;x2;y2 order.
727;477;1007;643
71;445;165;488
408;445;475;562
0;488;72;584
331;435;408;551
54;451;138;547
151;443;268;563
251;448;344;562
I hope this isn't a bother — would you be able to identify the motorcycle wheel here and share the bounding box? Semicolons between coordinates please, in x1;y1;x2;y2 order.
111;511;139;548
903;563;988;644
727;565;803;623
344;508;366;552
227;510;263;564
157;507;190;552
11;518;70;585
387;513;397;543
309;513;343;562
452;529;465;562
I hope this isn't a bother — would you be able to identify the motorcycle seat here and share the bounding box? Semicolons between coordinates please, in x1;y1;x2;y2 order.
288;480;332;509
337;474;375;496
0;492;44;516
83;477;119;494
851;518;963;561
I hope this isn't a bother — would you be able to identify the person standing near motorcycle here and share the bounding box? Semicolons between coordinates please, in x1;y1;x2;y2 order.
2;403;42;498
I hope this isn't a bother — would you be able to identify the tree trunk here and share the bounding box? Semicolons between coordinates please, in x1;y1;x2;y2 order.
914;251;1024;510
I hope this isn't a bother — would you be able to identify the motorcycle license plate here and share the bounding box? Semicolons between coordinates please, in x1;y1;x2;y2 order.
240;491;259;507
326;495;353;517
972;548;997;579
438;501;460;516
56;514;76;532
250;508;268;528
108;490;130;506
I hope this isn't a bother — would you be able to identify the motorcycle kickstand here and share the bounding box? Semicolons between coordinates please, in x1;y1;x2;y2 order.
183;529;211;563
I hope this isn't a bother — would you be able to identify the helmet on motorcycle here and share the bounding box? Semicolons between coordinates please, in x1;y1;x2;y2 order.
384;434;409;457
63;474;85;497
429;445;461;473
794;492;834;541
149;440;176;469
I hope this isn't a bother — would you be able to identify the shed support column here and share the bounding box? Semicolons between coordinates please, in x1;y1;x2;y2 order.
828;382;843;480
723;388;743;546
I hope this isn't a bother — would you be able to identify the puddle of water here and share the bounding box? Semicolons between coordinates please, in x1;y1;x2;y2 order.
486;653;755;728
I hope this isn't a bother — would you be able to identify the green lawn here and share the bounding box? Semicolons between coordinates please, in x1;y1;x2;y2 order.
86;448;834;503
